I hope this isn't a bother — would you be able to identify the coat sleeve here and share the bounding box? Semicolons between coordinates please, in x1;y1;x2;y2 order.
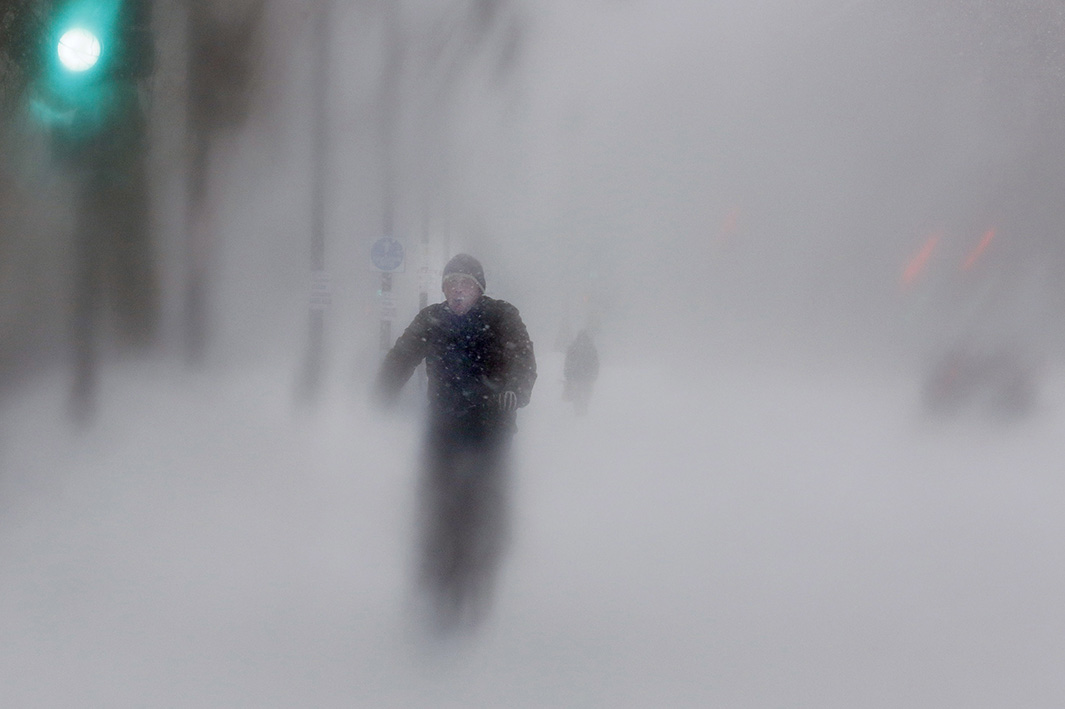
498;304;537;408
373;309;431;405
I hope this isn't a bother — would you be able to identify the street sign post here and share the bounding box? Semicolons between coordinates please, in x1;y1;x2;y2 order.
371;236;404;350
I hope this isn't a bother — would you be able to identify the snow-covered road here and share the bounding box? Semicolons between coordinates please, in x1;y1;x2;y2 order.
2;354;1064;707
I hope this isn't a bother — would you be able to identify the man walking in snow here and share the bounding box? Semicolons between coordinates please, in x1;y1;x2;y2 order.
563;329;599;415
374;253;536;632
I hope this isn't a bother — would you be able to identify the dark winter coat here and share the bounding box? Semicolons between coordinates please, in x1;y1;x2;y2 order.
376;296;537;430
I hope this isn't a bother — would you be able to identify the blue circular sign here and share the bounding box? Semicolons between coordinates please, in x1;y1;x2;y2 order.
371;236;404;271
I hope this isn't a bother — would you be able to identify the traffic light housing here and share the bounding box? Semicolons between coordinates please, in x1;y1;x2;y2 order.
42;0;153;79
30;0;153;136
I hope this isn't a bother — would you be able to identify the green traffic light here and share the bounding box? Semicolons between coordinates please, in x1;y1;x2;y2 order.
32;0;151;132
57;27;102;72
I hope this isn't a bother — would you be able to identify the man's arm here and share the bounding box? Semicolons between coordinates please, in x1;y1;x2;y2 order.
373;309;431;406
499;304;537;408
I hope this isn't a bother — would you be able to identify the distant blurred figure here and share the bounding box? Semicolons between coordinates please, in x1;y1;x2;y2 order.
374;254;536;634
563;329;599;416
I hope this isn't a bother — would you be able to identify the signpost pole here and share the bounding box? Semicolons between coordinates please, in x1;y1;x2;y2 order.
371;236;404;352
379;272;392;351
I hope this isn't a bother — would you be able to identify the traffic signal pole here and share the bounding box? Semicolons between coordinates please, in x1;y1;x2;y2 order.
37;0;159;423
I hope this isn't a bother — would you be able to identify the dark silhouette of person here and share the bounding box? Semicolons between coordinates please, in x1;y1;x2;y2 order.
374;254;536;633
563;329;599;415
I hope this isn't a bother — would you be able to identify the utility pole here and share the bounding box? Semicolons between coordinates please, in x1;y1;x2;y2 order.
184;0;209;365
300;0;332;401
184;0;262;366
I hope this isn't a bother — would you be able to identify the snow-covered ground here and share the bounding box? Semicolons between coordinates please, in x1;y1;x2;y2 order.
2;353;1064;707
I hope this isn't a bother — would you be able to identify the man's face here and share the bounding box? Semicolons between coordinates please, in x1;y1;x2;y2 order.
443;275;482;315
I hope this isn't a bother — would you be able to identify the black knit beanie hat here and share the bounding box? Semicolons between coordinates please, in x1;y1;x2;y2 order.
442;253;486;292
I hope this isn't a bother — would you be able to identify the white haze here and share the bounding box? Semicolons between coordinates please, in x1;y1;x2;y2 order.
3;355;1065;706
3;0;1065;706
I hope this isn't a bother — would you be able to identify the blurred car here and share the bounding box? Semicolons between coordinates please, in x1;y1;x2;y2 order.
922;344;1038;418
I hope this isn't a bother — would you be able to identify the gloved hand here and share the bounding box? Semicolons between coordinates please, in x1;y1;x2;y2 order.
498;390;518;412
